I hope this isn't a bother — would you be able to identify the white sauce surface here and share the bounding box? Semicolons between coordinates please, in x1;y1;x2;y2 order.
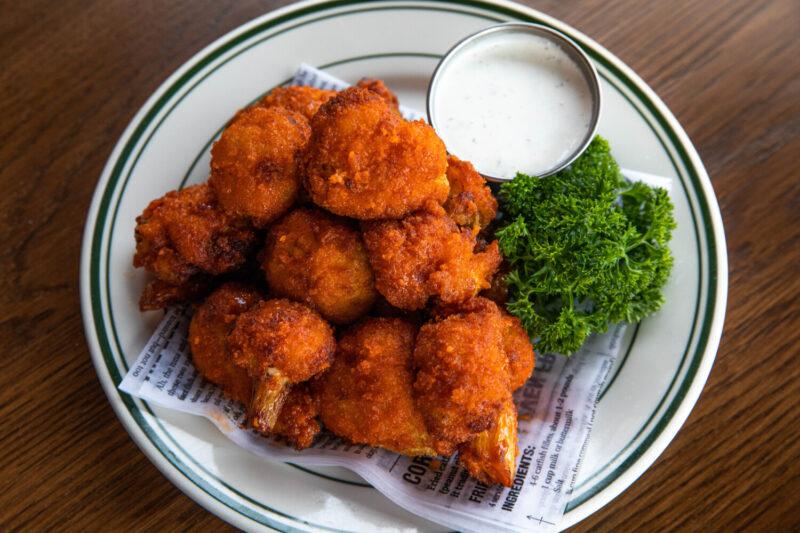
433;32;594;178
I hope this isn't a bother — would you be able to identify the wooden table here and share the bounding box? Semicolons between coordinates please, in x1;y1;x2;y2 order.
2;0;798;530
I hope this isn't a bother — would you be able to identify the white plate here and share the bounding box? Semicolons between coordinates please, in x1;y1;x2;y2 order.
80;0;728;530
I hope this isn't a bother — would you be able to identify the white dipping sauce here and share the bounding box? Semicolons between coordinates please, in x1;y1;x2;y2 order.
433;32;594;178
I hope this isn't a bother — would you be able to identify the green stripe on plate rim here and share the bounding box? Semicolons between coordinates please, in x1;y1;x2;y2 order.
86;0;720;530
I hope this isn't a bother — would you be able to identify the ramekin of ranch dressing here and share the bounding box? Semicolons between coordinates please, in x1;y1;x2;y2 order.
427;23;602;181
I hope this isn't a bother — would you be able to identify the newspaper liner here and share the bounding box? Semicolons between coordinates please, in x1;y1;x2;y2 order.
119;64;671;533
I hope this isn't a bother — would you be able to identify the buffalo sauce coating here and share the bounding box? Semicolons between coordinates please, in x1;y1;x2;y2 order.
302;87;449;220
314;318;453;456
133;183;257;284
362;206;502;310
262;206;377;324
228;299;335;383
188;282;263;405
210;106;311;228
413;299;512;444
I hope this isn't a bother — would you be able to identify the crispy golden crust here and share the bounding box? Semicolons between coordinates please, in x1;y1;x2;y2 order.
502;312;536;391
355;78;399;112
228;299;335;383
443;155;498;232
251;85;337;122
362;209;502;310
139;276;212;311
314;318;441;456
188;283;264;404
430;296;535;392
210;106;311;227
274;384;321;450
133;183;257;284
413;300;511;443
302;87;449;219
262;207;377;324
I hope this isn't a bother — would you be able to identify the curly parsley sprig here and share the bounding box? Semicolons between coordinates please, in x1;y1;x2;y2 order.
496;136;676;355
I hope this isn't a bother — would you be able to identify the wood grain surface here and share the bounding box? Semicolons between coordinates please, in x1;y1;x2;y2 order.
1;0;798;531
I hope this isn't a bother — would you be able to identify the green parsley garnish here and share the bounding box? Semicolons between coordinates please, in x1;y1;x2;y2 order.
496;136;676;355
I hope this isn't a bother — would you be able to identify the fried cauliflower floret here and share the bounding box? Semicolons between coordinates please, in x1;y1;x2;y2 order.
413;301;511;444
355;78;400;112
228;299;335;433
431;297;535;392
188;282;263;404
133;183;257;284
362;208;502;310
139;276;212;311
210;106;311;227
250;85;338;121
262;207;377;324
443;155;498;232
314;318;449;456
302;87;449;219
424;298;533;485
274;384;320;450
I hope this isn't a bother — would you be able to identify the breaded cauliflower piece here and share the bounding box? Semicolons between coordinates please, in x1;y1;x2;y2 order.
188;282;263;404
432;296;535;392
210;106;310;227
133;183;257;284
314;318;451;456
443;155;498;232
189;285;322;448
262;207;377;324
413;300;511;444
302;87;449;219
228;299;335;433
362;207;502;310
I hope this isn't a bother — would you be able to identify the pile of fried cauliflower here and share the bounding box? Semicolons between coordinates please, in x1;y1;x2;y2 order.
132;79;535;487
